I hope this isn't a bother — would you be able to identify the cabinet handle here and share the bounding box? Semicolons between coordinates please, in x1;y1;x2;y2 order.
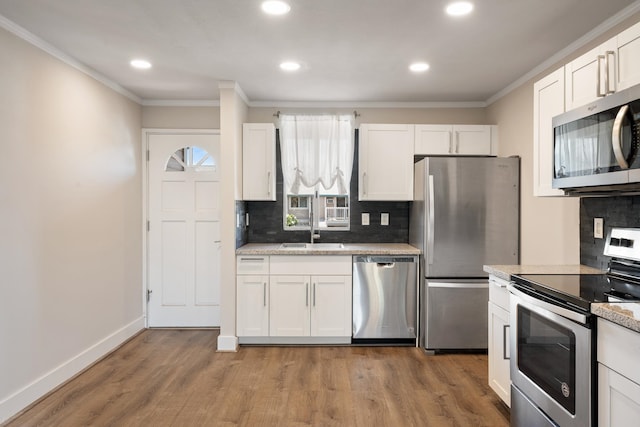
448;131;453;154
597;54;606;97
306;283;309;306
313;283;316;307
455;131;460;153
503;324;510;360
267;171;271;196
363;172;367;196
606;50;616;95
263;282;267;307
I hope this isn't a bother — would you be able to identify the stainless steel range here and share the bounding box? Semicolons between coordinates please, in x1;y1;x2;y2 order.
509;227;640;427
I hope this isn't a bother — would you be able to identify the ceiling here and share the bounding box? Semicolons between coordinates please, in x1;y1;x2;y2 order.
0;0;638;105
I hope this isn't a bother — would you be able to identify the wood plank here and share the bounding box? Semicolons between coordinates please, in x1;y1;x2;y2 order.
6;330;509;426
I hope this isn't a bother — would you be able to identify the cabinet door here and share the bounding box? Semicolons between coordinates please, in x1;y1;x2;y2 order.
310;275;351;337
616;22;640;92
599;363;640;427
488;302;511;407
565;39;617;110
533;67;565;197
359;124;414;201
242;123;276;201
453;125;492;155
236;275;269;336
270;275;310;336
414;125;452;155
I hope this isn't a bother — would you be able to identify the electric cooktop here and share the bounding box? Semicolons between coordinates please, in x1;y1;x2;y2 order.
511;273;640;312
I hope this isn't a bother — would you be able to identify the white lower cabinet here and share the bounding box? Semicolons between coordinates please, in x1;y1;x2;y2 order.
487;275;511;407
598;318;640;427
236;274;269;336
237;255;352;344
270;274;352;337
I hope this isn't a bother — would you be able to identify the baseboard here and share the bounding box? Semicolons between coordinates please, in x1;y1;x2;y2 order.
217;334;238;352
0;316;145;423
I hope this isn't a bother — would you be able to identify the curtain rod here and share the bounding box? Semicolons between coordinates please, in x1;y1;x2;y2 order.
273;110;361;119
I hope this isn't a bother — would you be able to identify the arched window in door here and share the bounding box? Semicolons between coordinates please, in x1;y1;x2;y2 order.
165;146;217;172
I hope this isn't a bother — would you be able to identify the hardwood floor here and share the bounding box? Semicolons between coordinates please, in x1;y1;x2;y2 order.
6;330;510;427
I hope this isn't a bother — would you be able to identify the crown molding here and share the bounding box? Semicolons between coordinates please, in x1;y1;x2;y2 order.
486;0;640;106
247;100;487;109
141;99;220;107
0;13;142;105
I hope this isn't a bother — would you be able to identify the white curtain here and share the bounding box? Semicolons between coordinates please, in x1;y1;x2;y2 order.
279;114;354;195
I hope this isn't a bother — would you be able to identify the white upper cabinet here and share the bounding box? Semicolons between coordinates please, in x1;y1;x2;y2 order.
242;123;276;201
533;67;565;197
415;125;495;156
566;21;640;111
615;22;640;92
565;39;617;110
359;124;414;201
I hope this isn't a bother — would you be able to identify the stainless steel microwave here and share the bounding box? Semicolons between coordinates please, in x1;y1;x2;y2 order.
552;83;640;194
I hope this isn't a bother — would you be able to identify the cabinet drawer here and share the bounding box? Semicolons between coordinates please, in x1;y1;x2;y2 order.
598;318;640;384
489;276;510;311
270;255;351;275
237;255;269;275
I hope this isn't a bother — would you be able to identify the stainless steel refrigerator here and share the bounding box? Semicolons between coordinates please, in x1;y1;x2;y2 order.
409;157;519;351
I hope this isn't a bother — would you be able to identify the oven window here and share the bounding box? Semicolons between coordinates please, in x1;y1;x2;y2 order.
517;306;576;414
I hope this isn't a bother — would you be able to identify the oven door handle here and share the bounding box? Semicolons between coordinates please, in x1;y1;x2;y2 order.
507;284;588;324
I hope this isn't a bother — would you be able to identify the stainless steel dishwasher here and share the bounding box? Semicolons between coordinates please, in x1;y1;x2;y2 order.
352;255;418;343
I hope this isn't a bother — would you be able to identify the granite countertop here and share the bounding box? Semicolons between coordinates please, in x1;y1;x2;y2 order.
236;243;421;256
593;302;640;333
483;264;604;281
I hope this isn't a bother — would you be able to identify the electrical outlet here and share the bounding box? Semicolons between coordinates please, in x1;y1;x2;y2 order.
594;218;604;239
362;213;370;226
381;213;389;226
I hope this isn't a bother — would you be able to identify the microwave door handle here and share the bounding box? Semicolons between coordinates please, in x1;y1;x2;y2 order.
612;105;630;169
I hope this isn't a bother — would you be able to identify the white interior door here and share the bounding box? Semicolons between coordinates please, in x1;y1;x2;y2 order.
147;132;221;327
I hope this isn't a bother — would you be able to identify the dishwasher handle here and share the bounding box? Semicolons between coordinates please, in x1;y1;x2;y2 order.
354;256;417;264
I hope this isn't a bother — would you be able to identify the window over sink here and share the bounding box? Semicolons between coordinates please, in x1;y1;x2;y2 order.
279;114;353;231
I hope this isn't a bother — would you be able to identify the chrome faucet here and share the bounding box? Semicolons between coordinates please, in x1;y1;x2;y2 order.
310;201;320;243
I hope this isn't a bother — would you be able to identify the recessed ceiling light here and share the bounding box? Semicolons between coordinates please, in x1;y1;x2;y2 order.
130;59;152;69
410;62;430;72
446;1;474;16
280;61;301;71
261;0;291;15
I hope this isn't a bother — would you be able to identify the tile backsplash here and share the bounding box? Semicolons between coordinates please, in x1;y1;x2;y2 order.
244;131;410;244
580;195;640;270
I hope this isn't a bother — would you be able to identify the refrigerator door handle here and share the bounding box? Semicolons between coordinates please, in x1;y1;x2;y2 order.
427;174;435;265
427;281;489;289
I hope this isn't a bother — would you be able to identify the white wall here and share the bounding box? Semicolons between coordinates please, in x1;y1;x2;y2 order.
142;105;220;129
487;83;580;264
0;27;143;422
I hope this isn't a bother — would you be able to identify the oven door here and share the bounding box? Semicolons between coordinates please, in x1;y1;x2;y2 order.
509;286;593;427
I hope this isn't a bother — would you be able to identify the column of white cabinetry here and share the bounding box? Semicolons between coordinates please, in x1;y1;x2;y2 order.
242;123;276;201
533;67;565;197
414;125;495;156
597;318;640;427
487;274;511;407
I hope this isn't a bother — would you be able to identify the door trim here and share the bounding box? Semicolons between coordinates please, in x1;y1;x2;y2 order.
141;128;221;327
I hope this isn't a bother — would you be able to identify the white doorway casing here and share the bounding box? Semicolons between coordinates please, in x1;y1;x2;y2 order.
143;129;221;327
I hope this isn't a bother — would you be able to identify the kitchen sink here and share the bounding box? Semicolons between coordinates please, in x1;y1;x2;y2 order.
278;242;345;249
